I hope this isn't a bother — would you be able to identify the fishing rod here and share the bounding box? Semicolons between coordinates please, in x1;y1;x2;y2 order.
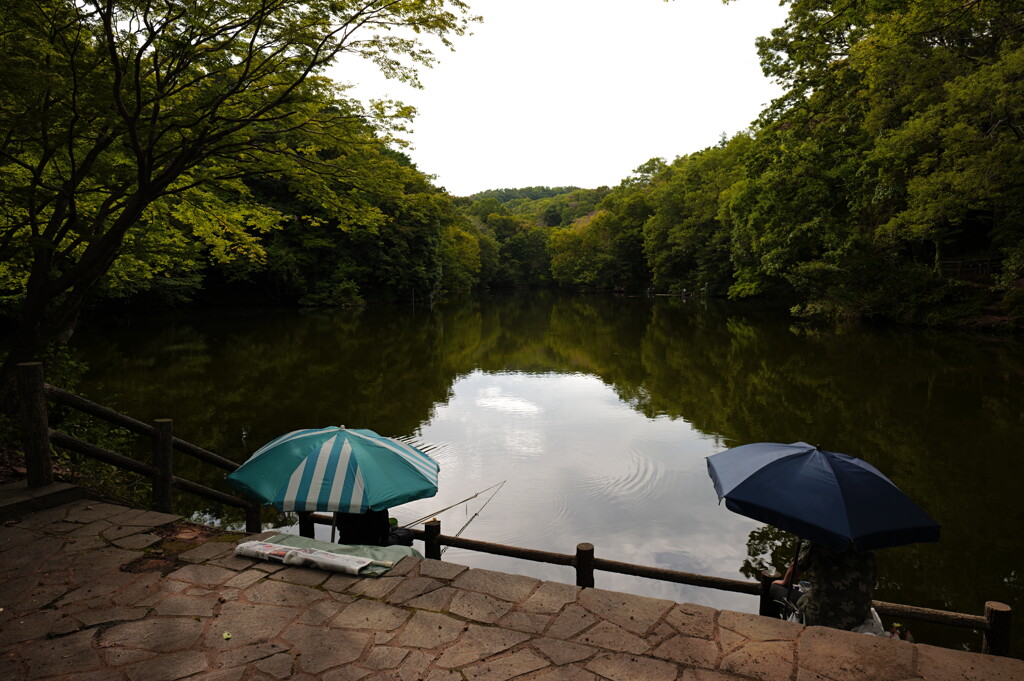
328;481;507;543
400;480;506;529
441;480;506;555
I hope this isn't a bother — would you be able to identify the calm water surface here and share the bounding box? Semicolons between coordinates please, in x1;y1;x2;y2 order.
69;292;1024;654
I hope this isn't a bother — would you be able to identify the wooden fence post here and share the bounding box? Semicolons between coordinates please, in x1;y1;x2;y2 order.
759;570;782;618
424;519;441;560
17;362;52;488
152;419;174;513
575;543;595;588
982;601;1011;656
245;504;262;534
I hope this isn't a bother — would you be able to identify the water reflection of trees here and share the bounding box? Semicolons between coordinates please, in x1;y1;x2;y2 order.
629;302;1023;652
72;293;1023;653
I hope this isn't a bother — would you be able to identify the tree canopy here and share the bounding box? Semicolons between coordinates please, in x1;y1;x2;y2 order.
728;0;1024;321
0;0;476;397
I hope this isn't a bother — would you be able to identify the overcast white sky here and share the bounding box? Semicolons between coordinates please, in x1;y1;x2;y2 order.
331;0;790;196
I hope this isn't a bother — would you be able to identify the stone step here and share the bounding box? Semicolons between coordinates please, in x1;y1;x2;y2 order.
0;480;86;521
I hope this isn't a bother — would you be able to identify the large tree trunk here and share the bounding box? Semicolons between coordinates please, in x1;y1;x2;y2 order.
0;328;44;415
0;299;77;414
0;256;90;413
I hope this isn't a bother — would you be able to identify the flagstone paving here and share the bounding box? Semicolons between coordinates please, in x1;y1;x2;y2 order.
1;493;1022;681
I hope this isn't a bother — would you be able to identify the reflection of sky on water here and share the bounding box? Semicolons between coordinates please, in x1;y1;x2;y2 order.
475;383;543;416
336;369;763;613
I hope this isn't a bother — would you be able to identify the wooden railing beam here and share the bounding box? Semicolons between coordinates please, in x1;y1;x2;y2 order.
871;599;987;629
423;532;574;566
172;476;254;510
172;437;239;472
45;385;156;437
593;556;760;595
49;430;158;478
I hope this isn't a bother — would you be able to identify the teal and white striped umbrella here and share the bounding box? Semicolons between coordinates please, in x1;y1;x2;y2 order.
226;427;439;513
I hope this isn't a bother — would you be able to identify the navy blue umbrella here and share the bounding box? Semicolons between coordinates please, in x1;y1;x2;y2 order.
706;442;940;552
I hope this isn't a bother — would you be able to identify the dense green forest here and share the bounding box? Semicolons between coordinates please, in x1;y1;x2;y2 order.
475;0;1024;327
161;0;1024;328
2;0;1023;392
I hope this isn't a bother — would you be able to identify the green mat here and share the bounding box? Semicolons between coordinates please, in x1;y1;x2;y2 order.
265;533;422;576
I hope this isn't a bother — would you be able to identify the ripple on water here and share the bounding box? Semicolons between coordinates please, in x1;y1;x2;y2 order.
488;492;573;548
568;448;663;515
397;437;665;547
399;437;458;468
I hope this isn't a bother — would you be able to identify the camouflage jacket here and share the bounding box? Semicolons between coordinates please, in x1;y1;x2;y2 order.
795;542;876;630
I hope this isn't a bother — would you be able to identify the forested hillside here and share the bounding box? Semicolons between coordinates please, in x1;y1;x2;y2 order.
546;0;1024;325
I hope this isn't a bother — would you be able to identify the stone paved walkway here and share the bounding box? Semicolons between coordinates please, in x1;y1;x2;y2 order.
1;494;1021;681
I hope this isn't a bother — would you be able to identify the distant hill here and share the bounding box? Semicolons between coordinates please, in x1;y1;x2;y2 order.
469;186;582;203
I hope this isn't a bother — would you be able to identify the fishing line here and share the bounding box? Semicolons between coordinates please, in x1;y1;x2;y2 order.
441;480;506;555
400;480;506;529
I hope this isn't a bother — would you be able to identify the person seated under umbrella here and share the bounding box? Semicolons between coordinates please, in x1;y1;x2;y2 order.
228;427;438;548
706;442;939;631
772;540;876;630
333;508;393;546
293;507;413;546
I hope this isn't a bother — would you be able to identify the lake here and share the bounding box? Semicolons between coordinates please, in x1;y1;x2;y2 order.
68;291;1023;654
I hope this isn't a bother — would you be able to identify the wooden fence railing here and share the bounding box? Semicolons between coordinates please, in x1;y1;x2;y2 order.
15;361;1012;656
938;257;1002;281
298;512;1013;657
16;362;261;532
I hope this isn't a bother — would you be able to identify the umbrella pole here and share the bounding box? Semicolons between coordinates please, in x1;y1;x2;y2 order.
786;537;803;605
